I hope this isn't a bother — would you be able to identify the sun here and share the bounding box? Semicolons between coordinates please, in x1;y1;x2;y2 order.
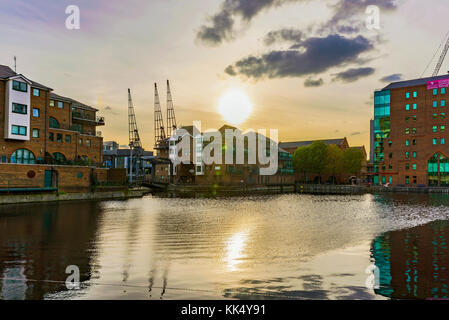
217;89;253;125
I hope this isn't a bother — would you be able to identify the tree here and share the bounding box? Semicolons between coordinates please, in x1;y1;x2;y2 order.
308;141;328;183
293;145;312;183
342;148;365;176
325;145;344;184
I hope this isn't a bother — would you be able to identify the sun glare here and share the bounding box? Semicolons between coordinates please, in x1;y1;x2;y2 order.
217;89;253;125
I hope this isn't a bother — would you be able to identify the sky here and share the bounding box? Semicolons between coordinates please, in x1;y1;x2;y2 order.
1;0;449;153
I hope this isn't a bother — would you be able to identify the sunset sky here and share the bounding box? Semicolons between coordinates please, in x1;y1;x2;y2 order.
1;0;449;152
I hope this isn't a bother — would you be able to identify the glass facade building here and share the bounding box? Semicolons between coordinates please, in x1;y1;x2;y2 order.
373;90;391;185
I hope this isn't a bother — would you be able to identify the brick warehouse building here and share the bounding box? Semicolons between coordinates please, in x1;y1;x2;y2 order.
0;64;104;166
373;74;449;187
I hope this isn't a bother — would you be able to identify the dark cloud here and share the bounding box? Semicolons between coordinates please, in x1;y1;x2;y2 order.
225;34;374;79
323;0;398;34
264;28;303;46
332;67;375;83
196;0;303;45
304;78;324;87
351;131;361;136
380;73;403;82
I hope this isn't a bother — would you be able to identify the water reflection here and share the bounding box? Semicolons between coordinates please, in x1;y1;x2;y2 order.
0;202;102;299
2;193;449;299
224;230;250;272
372;220;449;299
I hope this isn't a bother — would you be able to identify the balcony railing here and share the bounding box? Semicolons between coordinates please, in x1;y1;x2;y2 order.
49;123;102;137
72;112;105;125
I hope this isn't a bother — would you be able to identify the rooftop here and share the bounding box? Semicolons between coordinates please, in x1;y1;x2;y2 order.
279;138;346;150
0;64;52;90
50;93;98;112
382;73;449;90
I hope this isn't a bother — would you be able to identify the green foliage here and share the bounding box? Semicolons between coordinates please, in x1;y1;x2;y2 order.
293;143;365;184
325;145;344;182
342;148;365;175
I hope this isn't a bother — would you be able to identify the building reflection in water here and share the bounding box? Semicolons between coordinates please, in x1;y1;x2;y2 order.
372;220;449;299
0;202;102;300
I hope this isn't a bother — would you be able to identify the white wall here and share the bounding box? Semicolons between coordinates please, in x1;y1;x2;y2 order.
4;77;31;141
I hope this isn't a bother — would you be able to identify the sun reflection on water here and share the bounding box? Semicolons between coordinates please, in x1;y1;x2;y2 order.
224;230;250;272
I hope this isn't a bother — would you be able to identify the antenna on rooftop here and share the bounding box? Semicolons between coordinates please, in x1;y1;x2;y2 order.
14;56;16;72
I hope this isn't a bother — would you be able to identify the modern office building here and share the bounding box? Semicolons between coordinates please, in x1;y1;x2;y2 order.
373;74;449;186
103;141;154;176
0;64;104;166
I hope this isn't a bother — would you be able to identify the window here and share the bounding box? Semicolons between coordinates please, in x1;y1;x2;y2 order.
49;100;55;107
405;116;410;122
405;152;410;159
388;141;392;147
413;152;417;158
413;164;417;170
65;135;71;143
442;138;446;145
57;133;63;142
58;101;63;109
11;125;26;136
32;128;39;138
413;115;417;121
406;92;410;99
442;100;446;107
405;140;410;146
412;128;417;134
49;132;54;141
389;165;393;170
12;103;27;114
442;113;446;119
413;103;417;110
406;176;410;184
49;117;60;129
33;88;40;97
405;128;410;134
433;113;438;119
433;138;438;145
12;80;27;92
53;152;66;163
413;139;417;146
32;108;40;117
406;104;410;110
406;163;410;170
86;139;91;147
433;101;438;108
10;149;35;164
413;176;417;184
413;91;417;98
79;138;83;145
433;125;438;133
442;88;446;94
442;126;446;132
434;89;438;95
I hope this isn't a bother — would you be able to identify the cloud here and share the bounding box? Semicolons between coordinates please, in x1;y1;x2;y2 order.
304;78;324;87
332;67;375;83
322;0;398;34
351;131;361;136
225;34;374;79
196;0;304;46
380;73;403;82
264;28;303;46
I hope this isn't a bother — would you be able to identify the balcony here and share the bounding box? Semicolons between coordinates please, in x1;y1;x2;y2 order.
72;111;105;126
49;123;102;137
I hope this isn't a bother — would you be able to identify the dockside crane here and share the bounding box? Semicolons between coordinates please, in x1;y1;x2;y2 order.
166;80;177;138
433;32;449;76
154;83;166;148
128;88;143;184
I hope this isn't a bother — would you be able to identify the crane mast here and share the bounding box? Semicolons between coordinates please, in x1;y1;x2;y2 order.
433;32;449;77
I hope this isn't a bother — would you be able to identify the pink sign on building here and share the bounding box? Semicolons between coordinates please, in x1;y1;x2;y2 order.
427;78;449;90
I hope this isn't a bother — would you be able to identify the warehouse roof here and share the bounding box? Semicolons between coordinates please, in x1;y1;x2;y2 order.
382;74;449;90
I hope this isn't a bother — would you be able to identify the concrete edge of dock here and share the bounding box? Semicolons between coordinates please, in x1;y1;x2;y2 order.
0;188;149;205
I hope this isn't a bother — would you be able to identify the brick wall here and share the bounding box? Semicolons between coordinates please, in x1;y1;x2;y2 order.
0;163;109;192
